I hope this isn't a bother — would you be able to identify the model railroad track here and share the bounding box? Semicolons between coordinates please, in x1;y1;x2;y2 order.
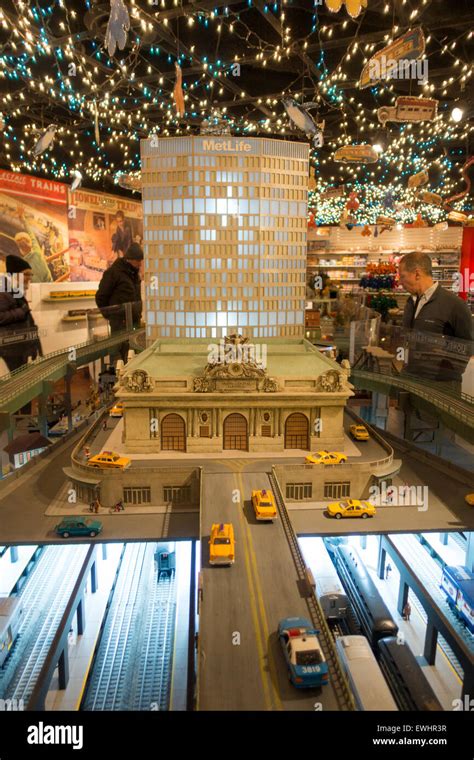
268;471;355;711
82;543;177;711
130;567;177;711
389;534;470;678
451;533;467;553
81;543;148;710
0;545;88;702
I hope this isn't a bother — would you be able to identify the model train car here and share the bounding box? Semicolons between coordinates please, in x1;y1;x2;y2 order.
440;566;474;634
331;543;398;644
0;597;23;667
336;635;398;711
377;637;443;711
49;290;96;299
300;537;348;620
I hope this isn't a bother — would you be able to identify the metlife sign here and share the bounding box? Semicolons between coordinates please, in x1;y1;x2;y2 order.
195;137;258;155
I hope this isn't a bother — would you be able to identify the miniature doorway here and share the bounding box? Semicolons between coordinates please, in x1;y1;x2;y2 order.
285;413;309;450
161;413;186;452
223;413;248;451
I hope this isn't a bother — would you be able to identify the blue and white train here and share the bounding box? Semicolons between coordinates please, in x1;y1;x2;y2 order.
440;565;474;634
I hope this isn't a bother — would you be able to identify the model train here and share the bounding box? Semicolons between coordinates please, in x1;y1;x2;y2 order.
336;635;398;711
440;565;474;634
300;536;348;620
0;597;23;668
328;542;443;711
330;543;398;644
49;290;96;299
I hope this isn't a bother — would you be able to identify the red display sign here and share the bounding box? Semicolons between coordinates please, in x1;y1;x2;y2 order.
0;171;67;205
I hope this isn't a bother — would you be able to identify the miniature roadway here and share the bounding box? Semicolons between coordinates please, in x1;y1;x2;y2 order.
0;409;473;543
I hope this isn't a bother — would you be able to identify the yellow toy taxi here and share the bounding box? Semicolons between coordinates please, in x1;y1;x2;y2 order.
109;401;124;417
209;523;235;566
88;451;131;469
252;489;277;521
350;424;369;441
305;450;347;465
327;499;376;520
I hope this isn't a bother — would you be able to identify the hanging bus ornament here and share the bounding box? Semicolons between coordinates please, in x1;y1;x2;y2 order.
325;0;368;20
333;144;379;164
320;185;345;200
408;169;429;189
416;190;443;207
359;27;426;90
377;97;438;126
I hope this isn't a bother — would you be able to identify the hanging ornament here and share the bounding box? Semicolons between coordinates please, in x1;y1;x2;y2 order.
377;97;438;126
32;125;57;157
308;211;317;229
433;221;449;232
320;185;345;200
382;191;395;210
359;27;425;89
334;145;379;164
105;0;130;57
443;156;474;210
416;190;443;207
361;224;372;237
408;169;429;189
406;213;428;228
0;113;4;132
308;167;317;191
70;170;83;193
325;0;368;20
346;192;360;211
373;225;379;238
116;171;142;193
173;62;185;118
447;211;469;224
282;99;324;147
93;101;100;145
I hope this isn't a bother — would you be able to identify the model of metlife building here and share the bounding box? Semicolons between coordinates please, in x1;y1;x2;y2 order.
141;135;310;343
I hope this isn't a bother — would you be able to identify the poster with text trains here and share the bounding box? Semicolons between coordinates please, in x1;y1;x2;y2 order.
68;188;143;282
0;170;70;282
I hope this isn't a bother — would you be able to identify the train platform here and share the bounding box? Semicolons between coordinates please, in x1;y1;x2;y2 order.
421;532;466;567
346;534;462;710
44;543;123;710
0;545;38;596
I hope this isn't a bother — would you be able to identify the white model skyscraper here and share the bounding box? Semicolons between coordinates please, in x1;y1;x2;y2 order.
141;136;309;342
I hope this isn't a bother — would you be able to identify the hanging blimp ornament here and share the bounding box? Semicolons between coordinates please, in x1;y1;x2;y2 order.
282;99;324;147
105;0;130;57
32;125;57;157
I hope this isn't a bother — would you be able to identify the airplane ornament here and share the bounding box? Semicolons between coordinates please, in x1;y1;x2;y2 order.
32;125;57;157
282;99;324;147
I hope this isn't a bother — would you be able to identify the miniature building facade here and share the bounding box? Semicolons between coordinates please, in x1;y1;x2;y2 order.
116;337;353;454
141;136;309;342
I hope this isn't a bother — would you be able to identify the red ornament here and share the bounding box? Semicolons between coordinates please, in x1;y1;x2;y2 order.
346;191;360;211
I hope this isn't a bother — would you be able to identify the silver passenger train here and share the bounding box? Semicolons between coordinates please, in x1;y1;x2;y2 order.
0;597;23;667
299;537;348;620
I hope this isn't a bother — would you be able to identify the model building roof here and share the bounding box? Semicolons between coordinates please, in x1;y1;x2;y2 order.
3;433;52;456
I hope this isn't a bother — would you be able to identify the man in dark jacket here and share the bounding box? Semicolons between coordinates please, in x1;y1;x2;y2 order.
95;242;143;362
0;255;42;373
399;252;472;382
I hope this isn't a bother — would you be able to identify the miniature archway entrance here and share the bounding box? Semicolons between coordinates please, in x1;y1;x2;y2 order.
223;413;248;451
161;414;186;452
285;413;309;450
